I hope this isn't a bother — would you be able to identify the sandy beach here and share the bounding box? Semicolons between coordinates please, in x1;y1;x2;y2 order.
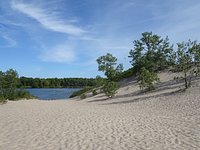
0;73;200;150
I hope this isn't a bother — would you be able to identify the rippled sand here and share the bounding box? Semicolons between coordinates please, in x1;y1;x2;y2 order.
0;73;200;150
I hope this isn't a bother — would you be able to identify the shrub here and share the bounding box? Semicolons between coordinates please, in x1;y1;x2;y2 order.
175;40;200;88
103;81;118;98
0;90;35;104
0;96;7;104
137;67;159;91
69;87;93;98
16;90;36;100
92;89;98;96
80;94;87;99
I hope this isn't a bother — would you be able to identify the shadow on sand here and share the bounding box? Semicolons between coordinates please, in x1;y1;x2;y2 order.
87;79;185;104
102;88;185;105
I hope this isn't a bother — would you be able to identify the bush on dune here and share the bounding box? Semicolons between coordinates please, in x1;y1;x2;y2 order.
69;87;94;98
137;67;159;91
103;81;118;98
0;69;35;104
174;40;200;88
16;90;36;100
80;94;87;99
92;89;98;96
96;53;123;98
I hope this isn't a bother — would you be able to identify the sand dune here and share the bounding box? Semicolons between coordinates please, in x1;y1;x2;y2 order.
0;73;200;150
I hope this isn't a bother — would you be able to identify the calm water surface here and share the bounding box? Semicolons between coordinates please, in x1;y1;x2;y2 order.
25;88;80;100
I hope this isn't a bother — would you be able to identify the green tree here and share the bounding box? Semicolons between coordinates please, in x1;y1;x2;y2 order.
175;40;200;88
96;53;123;97
129;32;173;72
0;69;35;103
4;69;18;99
96;53;123;81
0;69;18;100
129;32;173;90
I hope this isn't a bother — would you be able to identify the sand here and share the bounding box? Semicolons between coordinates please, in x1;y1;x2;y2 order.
0;72;200;150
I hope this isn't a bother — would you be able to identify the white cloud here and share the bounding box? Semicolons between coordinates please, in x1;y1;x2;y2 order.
11;1;85;36
0;35;17;47
40;45;76;63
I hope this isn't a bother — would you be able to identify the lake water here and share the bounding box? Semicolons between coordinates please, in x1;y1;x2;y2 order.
25;88;80;100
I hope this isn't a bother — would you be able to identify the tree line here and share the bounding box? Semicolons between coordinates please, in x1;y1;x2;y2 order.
19;77;97;88
0;70;97;103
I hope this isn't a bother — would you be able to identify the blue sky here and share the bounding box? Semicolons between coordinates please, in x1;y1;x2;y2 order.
0;0;200;78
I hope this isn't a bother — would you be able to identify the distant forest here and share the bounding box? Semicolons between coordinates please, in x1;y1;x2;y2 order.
18;77;97;88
